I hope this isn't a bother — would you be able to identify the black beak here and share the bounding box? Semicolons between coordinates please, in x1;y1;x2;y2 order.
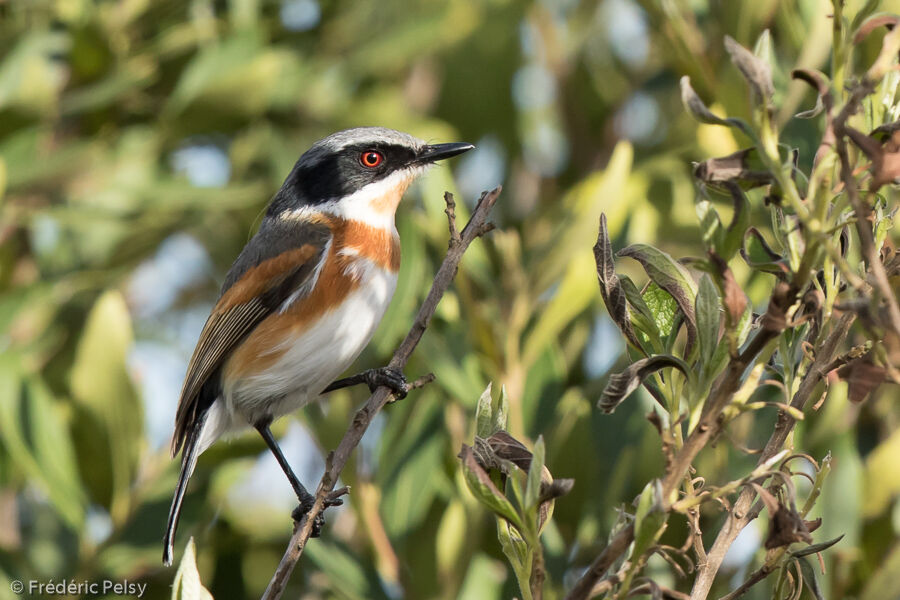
416;142;475;164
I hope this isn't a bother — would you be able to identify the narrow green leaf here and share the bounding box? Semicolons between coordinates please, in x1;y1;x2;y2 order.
695;199;724;253
632;480;668;559
741;227;788;275
523;249;597;365
696;274;721;367
525;436;545;511
494;385;509;434
790;535;844;558
797;557;826;600
679;76;752;135
620;275;659;341
475;382;494;439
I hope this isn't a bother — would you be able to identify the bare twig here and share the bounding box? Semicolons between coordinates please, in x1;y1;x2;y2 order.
716;565;775;600
261;187;502;600
565;523;636;600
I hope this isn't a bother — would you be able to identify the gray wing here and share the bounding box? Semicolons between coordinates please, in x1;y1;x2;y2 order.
171;218;331;455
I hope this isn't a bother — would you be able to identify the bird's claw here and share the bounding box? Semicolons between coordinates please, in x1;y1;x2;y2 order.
364;366;408;399
291;493;344;537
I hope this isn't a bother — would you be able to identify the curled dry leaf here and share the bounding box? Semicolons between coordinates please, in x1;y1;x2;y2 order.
847;126;900;189
476;430;574;531
595;214;646;353
741;226;790;277
761;281;793;333
764;506;814;550
680;76;730;126
598;355;690;413
791;69;835;164
693;148;774;187
751;482;814;550
790;69;833;113
836;359;888;403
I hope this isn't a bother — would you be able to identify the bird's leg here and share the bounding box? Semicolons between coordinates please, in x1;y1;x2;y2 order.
254;421;341;536
321;366;408;399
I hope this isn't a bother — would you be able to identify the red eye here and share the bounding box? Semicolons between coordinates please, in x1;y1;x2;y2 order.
360;150;384;168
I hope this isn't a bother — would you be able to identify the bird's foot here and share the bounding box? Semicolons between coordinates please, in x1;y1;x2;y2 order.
291;492;344;537
363;366;408;399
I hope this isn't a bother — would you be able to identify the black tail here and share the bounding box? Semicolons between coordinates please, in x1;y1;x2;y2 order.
163;414;206;566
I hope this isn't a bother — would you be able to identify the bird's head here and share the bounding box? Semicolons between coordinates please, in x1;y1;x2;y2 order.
269;127;473;225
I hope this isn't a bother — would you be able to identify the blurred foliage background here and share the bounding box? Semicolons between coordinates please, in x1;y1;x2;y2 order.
2;0;900;598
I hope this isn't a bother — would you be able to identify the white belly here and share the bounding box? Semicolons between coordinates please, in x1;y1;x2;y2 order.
200;264;397;450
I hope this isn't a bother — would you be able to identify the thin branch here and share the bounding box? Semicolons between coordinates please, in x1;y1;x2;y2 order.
566;283;797;600
565;523;636;600
716;565;775;600
260;187;502;600
833;83;900;338
689;313;855;600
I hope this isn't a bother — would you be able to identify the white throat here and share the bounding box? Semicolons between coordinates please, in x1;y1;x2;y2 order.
281;167;426;231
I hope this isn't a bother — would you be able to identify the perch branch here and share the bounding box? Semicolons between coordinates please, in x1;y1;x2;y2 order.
261;187;502;600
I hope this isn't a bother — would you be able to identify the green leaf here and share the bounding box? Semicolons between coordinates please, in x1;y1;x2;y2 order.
619;243;698;349
436;500;467;576
797;557;826;600
642;283;677;338
523;249;597;366
475;382;494;439
496;518;532;600
525;436;545;512
171;538;214;600
380;434;443;536
460;445;522;530
70;290;141;524
722;184;750;260
695;199;724;253
0;359;86;531
494;385;509;434
632;480;668;560
620;275;659;342
695;274;721;367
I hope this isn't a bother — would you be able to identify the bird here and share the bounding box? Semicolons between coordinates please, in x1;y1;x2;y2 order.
162;127;474;566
